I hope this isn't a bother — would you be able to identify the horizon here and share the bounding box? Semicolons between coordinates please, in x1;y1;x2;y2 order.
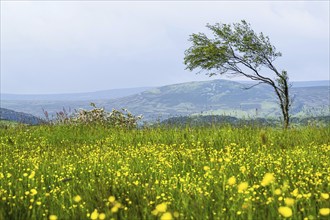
1;79;329;96
1;1;329;94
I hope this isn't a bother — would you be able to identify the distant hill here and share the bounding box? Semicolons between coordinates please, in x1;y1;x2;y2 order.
0;108;44;125
239;80;329;88
105;79;329;120
1;87;152;101
2;80;328;101
290;80;329;87
1;79;329;121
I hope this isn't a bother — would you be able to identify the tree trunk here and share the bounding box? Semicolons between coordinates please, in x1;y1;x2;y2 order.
283;109;289;129
282;75;290;129
276;78;290;129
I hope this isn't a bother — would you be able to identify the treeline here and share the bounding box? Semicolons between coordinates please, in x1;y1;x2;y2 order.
1;105;329;128
161;115;330;127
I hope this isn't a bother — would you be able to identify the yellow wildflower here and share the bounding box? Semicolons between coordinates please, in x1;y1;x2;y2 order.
238;182;249;193
278;206;292;218
108;196;116;203
151;209;159;216
30;189;37;196
274;189;282;195
111;206;119;213
73;195;82;203
49;215;58;220
261;173;275;186
319;208;330;216
156;203;167;213
90;209;98;220
28;171;35;179
227;176;236;186
203;166;210;171
291;189;299;197
240;166;246;174
284;198;295;206
160;212;173;220
321;193;329;200
99;213;106;220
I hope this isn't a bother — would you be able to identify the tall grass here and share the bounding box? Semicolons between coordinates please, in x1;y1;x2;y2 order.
0;124;329;219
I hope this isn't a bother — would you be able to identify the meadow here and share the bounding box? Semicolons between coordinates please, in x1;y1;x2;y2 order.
0;123;329;219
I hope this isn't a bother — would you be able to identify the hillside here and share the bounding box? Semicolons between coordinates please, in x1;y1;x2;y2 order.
1;79;329;121
104;80;329;120
2;87;152;101
0;108;44;125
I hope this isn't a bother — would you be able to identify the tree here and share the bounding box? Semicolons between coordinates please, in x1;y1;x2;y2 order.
184;20;291;128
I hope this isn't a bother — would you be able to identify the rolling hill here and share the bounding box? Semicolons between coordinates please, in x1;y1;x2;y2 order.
0;108;44;125
2;87;152;101
1;79;329;122
104;80;329;120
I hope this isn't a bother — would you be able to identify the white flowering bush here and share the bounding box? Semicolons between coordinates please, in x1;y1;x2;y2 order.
52;103;142;128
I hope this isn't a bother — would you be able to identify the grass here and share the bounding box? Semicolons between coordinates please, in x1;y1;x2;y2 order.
0;123;329;219
0;120;22;128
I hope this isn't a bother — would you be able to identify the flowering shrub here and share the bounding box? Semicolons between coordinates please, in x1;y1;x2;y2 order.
52;103;142;128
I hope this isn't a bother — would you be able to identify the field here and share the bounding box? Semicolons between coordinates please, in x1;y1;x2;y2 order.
0;124;329;219
0;120;20;128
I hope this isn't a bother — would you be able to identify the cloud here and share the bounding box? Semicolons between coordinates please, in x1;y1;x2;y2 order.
1;1;329;93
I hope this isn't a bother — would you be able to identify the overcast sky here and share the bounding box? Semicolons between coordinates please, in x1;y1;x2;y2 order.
1;1;329;94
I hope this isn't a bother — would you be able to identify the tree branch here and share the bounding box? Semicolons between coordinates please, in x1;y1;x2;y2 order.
242;82;265;90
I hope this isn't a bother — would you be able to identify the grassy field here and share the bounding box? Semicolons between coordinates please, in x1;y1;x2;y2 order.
0;120;21;128
0;124;329;219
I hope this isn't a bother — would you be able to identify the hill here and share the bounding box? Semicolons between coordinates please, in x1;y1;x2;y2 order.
0;108;44;125
290;80;329;87
1;87;152;101
1;79;329;121
105;79;329;120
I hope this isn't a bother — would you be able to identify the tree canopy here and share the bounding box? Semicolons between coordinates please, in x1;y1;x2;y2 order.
184;20;291;128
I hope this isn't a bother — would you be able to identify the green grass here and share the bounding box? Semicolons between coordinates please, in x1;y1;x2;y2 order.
0;120;22;128
0;124;329;220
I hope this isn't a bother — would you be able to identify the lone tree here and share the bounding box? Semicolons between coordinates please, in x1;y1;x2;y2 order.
184;20;291;128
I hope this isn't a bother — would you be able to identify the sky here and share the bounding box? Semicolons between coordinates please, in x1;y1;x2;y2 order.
1;1;329;94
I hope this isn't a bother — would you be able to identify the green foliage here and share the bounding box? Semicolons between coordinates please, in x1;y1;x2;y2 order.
184;20;292;128
184;20;281;76
0;124;329;219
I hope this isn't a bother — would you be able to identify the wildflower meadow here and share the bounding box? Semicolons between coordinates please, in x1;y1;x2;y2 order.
0;123;329;219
